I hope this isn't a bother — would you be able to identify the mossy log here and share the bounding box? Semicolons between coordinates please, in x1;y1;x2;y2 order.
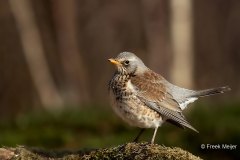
0;142;202;160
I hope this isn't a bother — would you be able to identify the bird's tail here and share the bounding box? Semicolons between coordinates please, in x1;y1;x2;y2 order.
192;86;230;98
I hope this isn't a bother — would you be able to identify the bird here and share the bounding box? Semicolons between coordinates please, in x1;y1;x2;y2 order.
108;52;230;144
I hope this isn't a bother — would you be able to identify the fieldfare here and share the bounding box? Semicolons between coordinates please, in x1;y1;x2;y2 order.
108;52;230;144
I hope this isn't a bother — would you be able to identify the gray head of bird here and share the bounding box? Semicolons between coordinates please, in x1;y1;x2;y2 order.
108;52;148;75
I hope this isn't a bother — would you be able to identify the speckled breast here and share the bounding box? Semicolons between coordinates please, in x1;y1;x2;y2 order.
108;74;164;129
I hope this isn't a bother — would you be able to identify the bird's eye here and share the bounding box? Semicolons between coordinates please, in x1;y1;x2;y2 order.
124;60;130;65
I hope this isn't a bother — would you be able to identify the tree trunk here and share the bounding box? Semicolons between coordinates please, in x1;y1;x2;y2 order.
141;0;172;79
9;0;63;109
51;0;90;104
170;0;194;89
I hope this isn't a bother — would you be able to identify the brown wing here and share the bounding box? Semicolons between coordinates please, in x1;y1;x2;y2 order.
131;70;198;132
131;70;181;112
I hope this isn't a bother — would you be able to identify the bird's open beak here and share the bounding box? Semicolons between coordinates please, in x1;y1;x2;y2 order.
108;59;120;65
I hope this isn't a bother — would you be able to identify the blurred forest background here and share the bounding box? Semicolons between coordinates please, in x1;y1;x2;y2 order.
0;0;239;159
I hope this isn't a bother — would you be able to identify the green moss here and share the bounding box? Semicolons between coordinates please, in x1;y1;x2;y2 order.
0;143;201;160
82;142;201;160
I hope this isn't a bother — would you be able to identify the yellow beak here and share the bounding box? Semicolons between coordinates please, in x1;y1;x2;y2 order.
108;59;120;65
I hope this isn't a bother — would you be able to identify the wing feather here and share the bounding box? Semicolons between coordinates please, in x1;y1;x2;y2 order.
131;70;198;132
131;70;181;112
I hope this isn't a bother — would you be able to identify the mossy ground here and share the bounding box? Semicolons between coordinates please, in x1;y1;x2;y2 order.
0;102;239;159
0;142;202;160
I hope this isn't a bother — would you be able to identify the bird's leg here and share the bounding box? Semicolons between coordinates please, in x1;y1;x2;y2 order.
151;127;158;144
133;128;145;142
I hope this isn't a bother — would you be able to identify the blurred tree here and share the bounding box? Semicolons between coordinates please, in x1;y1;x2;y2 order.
52;0;90;103
31;0;66;99
0;0;238;118
141;0;172;79
0;0;36;118
193;0;240;98
170;0;194;89
9;0;63;109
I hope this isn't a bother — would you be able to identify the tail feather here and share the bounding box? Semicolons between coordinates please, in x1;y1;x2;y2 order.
192;86;230;98
179;86;230;110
